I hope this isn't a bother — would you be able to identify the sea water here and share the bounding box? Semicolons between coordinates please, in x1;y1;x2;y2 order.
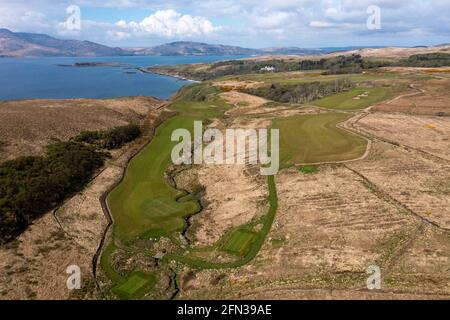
0;55;243;100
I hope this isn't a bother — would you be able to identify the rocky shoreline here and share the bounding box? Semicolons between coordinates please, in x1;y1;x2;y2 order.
138;67;199;83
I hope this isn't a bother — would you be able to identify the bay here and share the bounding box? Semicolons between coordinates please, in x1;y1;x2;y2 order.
0;55;242;100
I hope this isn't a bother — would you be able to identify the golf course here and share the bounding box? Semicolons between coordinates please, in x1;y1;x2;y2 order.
101;84;281;298
312;85;403;110
107;116;201;242
101;79;371;299
273;113;368;165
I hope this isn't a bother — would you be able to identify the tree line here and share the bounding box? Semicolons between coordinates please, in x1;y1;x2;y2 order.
172;52;450;81
0;124;141;244
244;79;354;104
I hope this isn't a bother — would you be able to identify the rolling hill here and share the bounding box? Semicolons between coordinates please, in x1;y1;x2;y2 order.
134;41;331;56
2;28;449;58
0;28;129;57
0;29;330;57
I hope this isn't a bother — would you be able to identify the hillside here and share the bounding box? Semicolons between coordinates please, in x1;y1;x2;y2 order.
0;28;129;57
135;41;259;56
1;28;450;59
0;29;331;57
136;41;331;56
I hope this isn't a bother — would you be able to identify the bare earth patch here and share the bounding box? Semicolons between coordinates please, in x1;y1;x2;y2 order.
220;91;320;126
221;91;270;116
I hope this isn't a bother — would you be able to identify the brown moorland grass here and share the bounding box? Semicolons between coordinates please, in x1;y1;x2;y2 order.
176;165;432;299
373;78;450;116
0;96;159;161
0;97;164;299
355;113;450;160
347;142;450;230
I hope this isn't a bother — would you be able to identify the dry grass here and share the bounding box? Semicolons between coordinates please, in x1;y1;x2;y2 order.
177;165;423;299
0;96;159;161
0;214;94;300
0;97;164;299
347;142;450;230
355;113;450;160
178;163;268;247
176;80;450;299
373;78;450;116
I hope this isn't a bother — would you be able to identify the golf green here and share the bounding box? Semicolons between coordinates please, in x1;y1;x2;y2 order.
273;113;368;165
313;86;401;110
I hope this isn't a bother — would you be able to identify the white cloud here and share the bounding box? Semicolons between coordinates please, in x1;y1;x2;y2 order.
1;0;450;47
248;11;295;29
117;9;220;38
310;21;335;28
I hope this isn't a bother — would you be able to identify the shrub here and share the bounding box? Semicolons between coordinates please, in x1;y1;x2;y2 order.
0;141;105;244
74;130;102;144
298;165;319;174
245;79;353;104
73;124;141;150
101;124;141;150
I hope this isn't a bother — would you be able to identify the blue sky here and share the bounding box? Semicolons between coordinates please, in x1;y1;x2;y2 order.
1;0;449;48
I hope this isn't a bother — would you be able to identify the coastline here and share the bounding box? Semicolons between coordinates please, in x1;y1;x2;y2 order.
137;67;200;83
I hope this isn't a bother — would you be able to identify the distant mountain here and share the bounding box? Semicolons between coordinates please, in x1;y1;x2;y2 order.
259;47;328;55
135;41;334;56
134;41;259;56
435;43;450;48
0;28;129;57
3;28;444;59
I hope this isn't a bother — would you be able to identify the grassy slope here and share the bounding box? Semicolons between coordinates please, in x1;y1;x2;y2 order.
222;230;257;256
112;271;158;300
107;116;199;241
313;86;402;110
107;84;231;242
273;113;368;165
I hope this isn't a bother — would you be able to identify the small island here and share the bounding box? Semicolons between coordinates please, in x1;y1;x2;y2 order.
57;62;127;68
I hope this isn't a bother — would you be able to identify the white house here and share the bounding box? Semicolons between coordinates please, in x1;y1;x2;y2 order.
260;66;276;72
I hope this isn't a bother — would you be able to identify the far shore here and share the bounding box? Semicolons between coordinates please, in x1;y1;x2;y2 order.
138;67;200;83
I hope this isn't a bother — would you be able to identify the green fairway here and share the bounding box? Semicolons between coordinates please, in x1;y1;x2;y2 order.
112;271;158;300
273;113;368;165
312;86;402;110
107;84;232;242
222;230;257;256
107;116;201;241
103;84;237;298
